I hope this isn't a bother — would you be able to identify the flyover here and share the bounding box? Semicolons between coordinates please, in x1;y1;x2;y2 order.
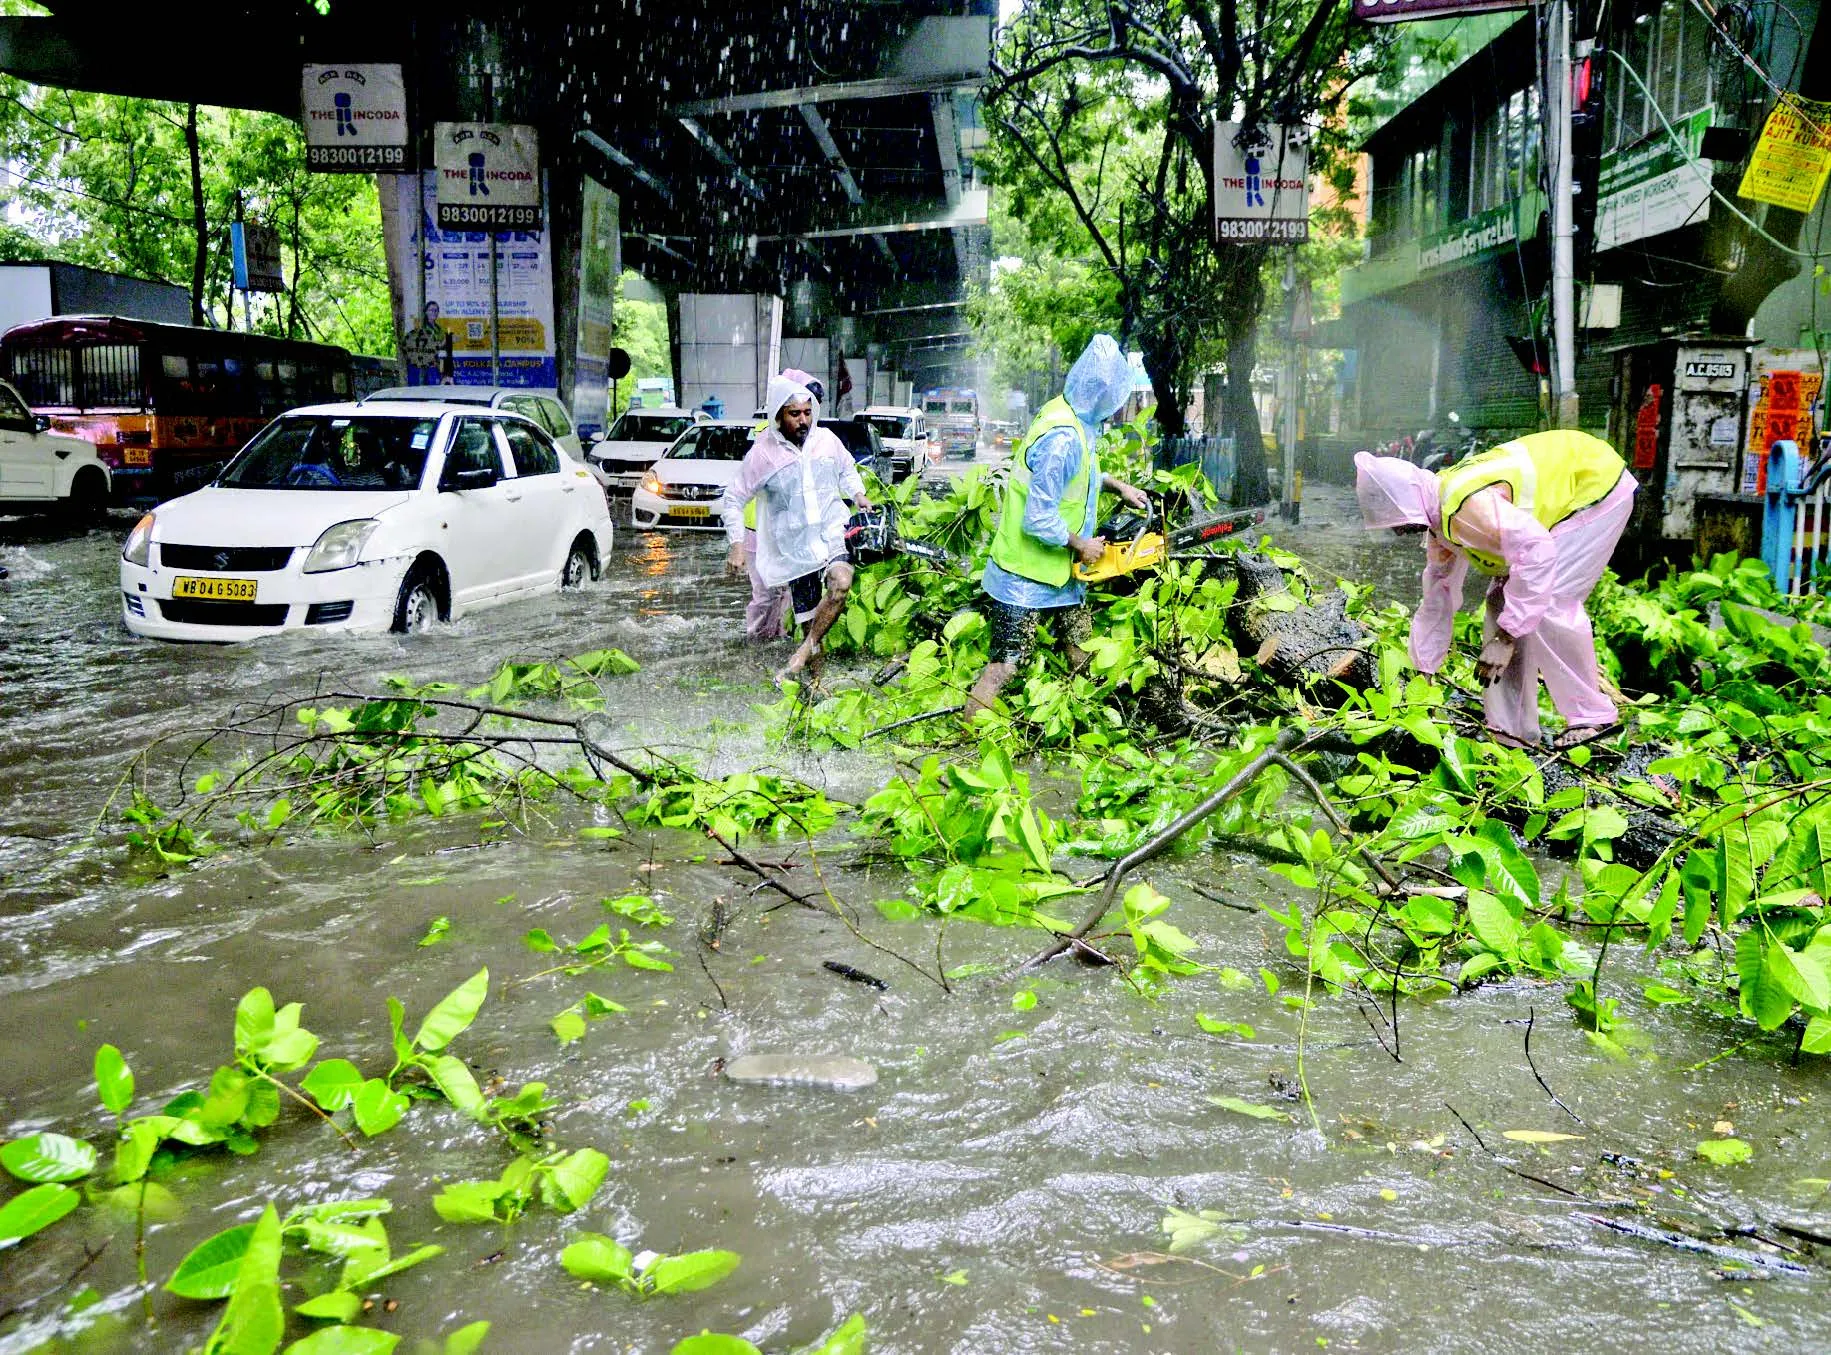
0;2;993;412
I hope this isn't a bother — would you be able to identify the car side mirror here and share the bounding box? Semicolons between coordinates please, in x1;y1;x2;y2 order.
443;466;499;492
33;414;50;432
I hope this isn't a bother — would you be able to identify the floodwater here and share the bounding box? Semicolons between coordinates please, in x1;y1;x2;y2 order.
2;478;1828;1355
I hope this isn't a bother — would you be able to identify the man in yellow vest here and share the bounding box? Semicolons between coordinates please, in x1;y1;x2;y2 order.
964;335;1149;715
1354;430;1636;748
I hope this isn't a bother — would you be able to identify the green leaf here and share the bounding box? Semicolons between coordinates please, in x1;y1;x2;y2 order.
523;928;558;953
0;1133;97;1184
440;1322;491;1355
413;968;489;1052
647;1249;742;1295
792;1314;869;1355
431;1181;503;1225
1194;1014;1255;1039
351;1080;408;1137
94;1044;134;1116
343;1243;443;1289
1768;940;1831;1014
201;1204;283;1355
0;1182;80;1247
1737;932;1799;1031
541;1149;609;1213
1804;1014;1831;1055
1206;1095;1292;1122
301;1059;364;1113
281;1328;400;1354
1466;891;1520;958
234;988;277;1060
1011;989;1037;1012
1697;1138;1753;1166
551;1010;588;1045
417;916;452;948
560;1232;634;1284
294;1292;364;1323
673;1338;761;1355
167;1222;258;1299
425;1056;485;1118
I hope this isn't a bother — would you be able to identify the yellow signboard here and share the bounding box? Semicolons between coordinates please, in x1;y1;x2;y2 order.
1738;93;1831;213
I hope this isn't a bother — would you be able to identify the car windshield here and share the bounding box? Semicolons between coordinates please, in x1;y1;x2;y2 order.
219;415;437;490
607;413;691;442
668;426;752;461
863;416;910;439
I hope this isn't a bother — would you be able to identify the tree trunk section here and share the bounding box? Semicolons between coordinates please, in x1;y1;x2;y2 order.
1227;327;1269;506
185;104;206;326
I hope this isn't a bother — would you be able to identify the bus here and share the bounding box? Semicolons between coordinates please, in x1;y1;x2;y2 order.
0;315;353;500
921;387;979;459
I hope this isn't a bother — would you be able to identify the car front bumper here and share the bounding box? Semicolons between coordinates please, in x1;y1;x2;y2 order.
630;487;727;531
120;554;410;641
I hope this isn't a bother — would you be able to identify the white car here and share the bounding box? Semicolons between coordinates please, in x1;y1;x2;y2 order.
860;405;932;474
119;402;614;640
361;386;584;461
585;406;702;492
629;420;754;531
0;377;110;516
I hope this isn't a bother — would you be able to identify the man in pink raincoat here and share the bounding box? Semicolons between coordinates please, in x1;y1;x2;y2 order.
1354;429;1635;749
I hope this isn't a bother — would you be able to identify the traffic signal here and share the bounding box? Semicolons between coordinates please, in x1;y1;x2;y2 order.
1570;45;1605;272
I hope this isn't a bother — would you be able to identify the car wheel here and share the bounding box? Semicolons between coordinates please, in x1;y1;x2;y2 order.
392;562;444;634
560;536;595;589
61;467;108;525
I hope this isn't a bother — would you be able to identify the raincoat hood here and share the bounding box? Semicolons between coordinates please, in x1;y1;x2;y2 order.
780;368;821;419
1354;452;1440;531
1063;334;1133;424
764;374;815;425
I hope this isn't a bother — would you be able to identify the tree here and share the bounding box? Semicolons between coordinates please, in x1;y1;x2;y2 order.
986;0;1383;504
0;78;393;354
610;270;670;413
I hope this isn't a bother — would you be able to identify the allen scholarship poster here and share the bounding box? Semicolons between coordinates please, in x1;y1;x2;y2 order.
384;170;556;389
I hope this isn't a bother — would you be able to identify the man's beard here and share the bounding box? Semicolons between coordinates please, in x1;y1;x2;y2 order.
783;423;809;446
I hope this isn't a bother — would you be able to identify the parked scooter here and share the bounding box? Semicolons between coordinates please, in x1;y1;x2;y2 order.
1414;411;1480;472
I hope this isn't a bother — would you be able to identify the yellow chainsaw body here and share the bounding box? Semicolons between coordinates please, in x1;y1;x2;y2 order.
1073;530;1169;582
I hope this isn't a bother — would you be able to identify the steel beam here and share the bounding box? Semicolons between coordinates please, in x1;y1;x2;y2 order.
796;104;896;267
672;72;985;119
752;188;986;243
576;130;674;207
677;117;769;204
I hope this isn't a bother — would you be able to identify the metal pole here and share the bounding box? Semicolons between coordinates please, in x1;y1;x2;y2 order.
1281;249;1298;519
1548;0;1578;428
484;72;500;385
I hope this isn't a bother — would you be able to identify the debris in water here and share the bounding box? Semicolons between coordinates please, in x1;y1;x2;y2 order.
723;1054;878;1090
822;960;887;990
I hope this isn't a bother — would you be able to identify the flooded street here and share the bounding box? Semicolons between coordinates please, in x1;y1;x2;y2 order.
3;480;1829;1355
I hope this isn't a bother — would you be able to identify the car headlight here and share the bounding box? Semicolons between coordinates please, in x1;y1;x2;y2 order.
640;470;663;496
302;519;380;574
123;512;155;566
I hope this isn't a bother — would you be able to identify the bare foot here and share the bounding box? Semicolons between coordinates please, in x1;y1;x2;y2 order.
1553;723;1616;750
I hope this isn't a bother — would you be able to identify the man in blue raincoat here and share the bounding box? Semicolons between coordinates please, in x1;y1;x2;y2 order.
964;334;1148;715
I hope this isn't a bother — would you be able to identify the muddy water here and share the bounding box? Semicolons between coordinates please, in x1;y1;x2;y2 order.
2;495;1829;1355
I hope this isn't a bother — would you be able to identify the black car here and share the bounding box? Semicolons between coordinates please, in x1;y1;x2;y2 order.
826;417;912;482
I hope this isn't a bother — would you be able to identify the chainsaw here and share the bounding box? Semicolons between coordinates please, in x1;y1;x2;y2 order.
1072;500;1267;582
844;504;960;570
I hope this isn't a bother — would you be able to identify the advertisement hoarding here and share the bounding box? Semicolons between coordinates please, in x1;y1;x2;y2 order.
301;64;408;172
1213;122;1309;243
434;123;542;232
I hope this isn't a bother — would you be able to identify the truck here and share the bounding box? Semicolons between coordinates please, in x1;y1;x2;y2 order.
921;387;980;460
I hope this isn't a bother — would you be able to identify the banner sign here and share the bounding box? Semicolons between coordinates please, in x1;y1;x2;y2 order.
574;177;620;434
434;123;542;231
391;171;556;388
1213;123;1309;243
1353;0;1526;22
1737;93;1831;214
1598;107;1713;249
231;223;284;293
301;64;407;172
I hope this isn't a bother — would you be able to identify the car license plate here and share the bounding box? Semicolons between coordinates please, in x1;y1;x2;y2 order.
124;448;152;467
671;504;710;518
173;575;257;601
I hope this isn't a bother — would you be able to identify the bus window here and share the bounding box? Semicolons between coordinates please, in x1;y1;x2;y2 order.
161;354;190;381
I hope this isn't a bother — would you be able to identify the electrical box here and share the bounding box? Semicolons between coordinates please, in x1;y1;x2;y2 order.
1608;336;1754;553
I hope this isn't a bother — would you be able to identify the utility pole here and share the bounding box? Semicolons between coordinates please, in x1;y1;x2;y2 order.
1281;249;1301;521
483;71;501;385
1547;0;1579;428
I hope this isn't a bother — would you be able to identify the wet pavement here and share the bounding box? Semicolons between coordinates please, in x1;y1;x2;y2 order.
1;469;1828;1354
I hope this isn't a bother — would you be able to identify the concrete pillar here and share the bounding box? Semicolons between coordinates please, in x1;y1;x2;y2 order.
677;294;783;417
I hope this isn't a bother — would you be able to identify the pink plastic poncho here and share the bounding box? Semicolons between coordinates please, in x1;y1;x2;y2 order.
1353;452;1635;744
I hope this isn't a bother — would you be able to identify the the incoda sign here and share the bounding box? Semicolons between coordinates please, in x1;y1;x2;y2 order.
434;123;542;231
1213;123;1309;243
301;65;407;171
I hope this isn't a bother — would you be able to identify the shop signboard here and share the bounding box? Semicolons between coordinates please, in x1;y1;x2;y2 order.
301;64;408;172
434;123;542;231
1738;93;1831;214
1417;192;1542;275
1597;107;1713;249
1213;123;1308;243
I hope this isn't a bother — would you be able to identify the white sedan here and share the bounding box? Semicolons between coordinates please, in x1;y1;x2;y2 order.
0;377;110;516
585;406;701;492
119;402;614;640
630;419;754;531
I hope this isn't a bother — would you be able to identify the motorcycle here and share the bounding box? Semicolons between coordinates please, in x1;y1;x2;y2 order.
1413;411;1480;472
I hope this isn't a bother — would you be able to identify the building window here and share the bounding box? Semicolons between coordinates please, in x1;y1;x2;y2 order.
1468;85;1541;215
1607;0;1713;152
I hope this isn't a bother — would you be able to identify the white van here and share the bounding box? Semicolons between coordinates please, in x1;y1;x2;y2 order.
860;405;931;474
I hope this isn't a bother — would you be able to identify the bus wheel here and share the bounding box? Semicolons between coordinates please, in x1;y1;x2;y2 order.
392;560;446;634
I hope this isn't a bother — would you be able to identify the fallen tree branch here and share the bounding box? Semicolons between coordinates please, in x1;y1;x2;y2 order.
1018;727;1303;970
